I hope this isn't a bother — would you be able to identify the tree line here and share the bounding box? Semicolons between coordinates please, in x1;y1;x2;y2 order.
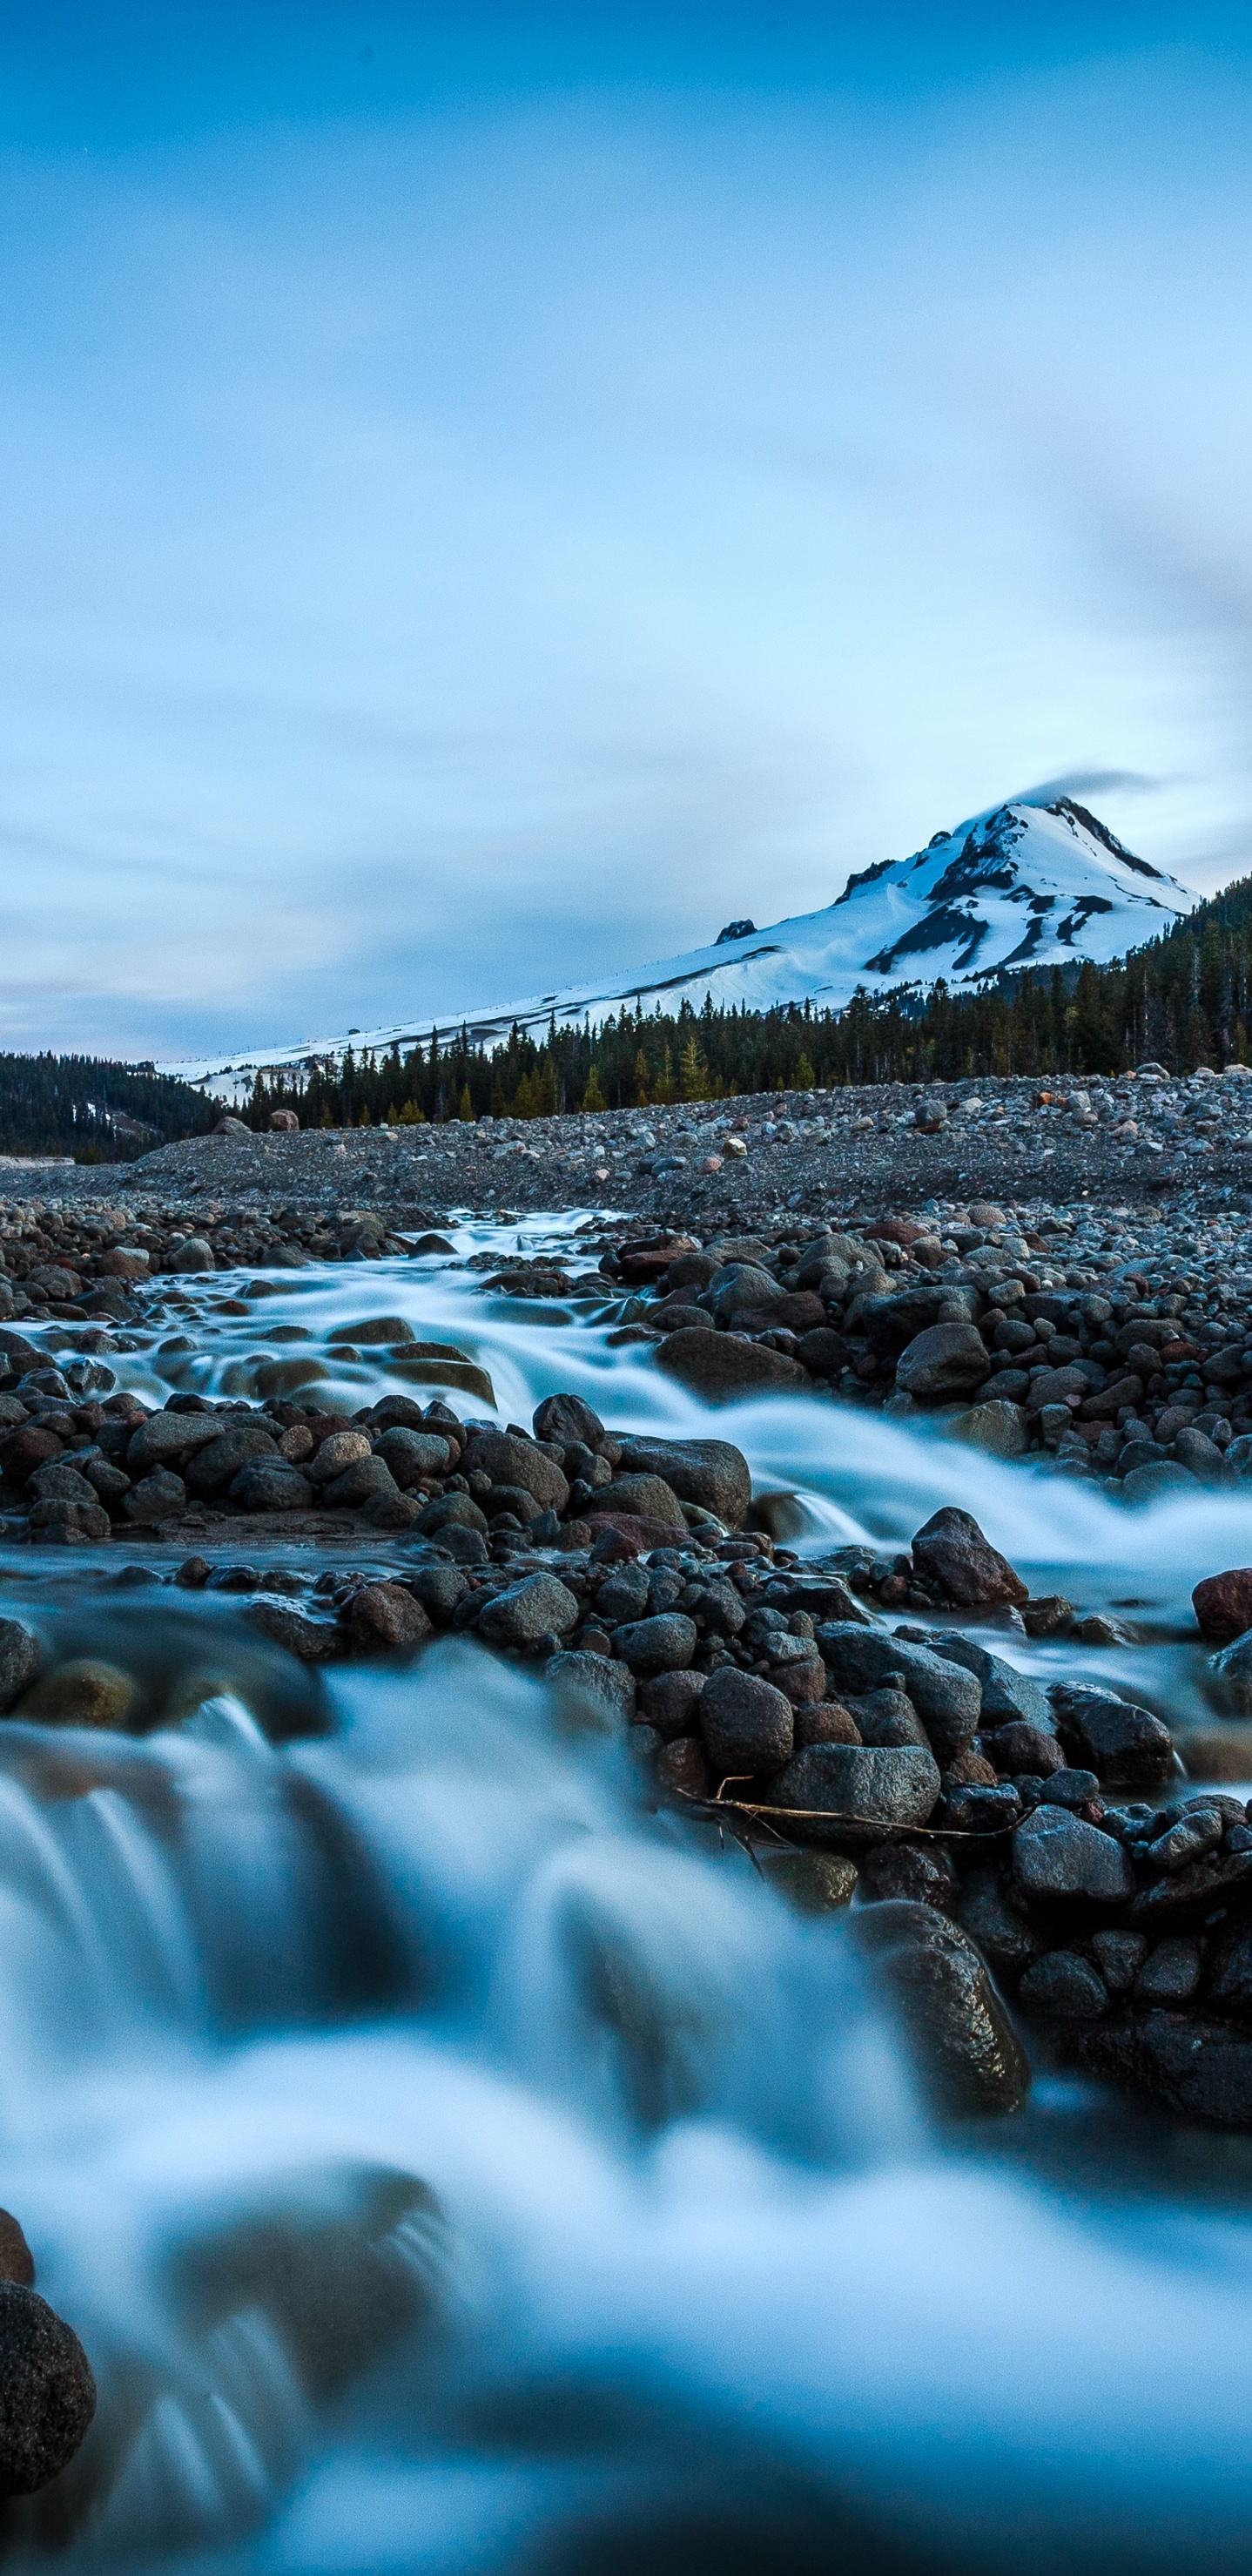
0;1056;216;1162
242;866;1252;1125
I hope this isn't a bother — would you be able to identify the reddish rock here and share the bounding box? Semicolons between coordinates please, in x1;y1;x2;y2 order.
268;1109;300;1131
586;1510;693;1553
348;1584;433;1654
0;1426;64;1485
911;1507;1028;1607
1193;1567;1252;1645
864;1218;930;1245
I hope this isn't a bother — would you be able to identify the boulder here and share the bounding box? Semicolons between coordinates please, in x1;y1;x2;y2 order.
894;1323;991;1402
533;1393;607;1451
699;1668;794;1775
125;1413;221;1471
0;1620;40;1714
461;1432;569;1514
322;1456;400;1510
851;1900;1030;2116
611;1613;698;1676
1080;2010;1252;2127
910;1507;1027;1607
928;1635;1053;1729
123;1469;186;1522
477;1573;580;1649
1193;1567;1252;1644
1011;1804;1135;1905
371;1428;451;1487
655;1330;809;1402
172;1238;215;1272
543;1651;636;1724
1047;1682;1174;1784
703;1262;785;1321
230;1463;314;1514
268;1108;300;1131
306;1429;373;1487
814;1626;980;1762
613;1435;751;1529
348;1585;433;1654
599;1474;687;1532
0;2281;96;2492
947;1399;1029;1458
765;1741;940;1838
185;1421;279;1494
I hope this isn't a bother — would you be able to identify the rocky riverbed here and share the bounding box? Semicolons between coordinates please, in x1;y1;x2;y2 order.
4;1119;1252;2562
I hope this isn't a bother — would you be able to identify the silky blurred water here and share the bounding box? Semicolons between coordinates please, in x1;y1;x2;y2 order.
5;1215;1252;2573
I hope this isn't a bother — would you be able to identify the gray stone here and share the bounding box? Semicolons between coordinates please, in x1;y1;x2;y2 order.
698;1667;794;1774
614;1434;752;1528
417;1492;490;1537
1134;1938;1202;2005
594;1562;651;1624
599;1474;687;1531
1048;1682;1175;1784
25;1463;100;1511
126;1412;221;1471
123;1468;186;1521
1011;1804;1135;1905
636;1669;707;1739
1089;1929;1148;1993
1018;1950;1108;2018
766;1741;940;1838
533;1392;606;1451
929;1635;1053;1728
612;1612;698;1676
813;1626;980;1762
947;1399;1029;1458
461;1431;569;1514
348;1584;433;1654
894;1322;991;1401
910;1507;1027;1607
323;1455;400;1509
371;1427;451;1487
655;1329;809;1401
185;1421;279;1494
0;1620;40;1713
845;1686;929;1749
172;1237;215;1271
956;1868;1041;1977
0;2280;96;2492
229;1462;315;1514
543;1651;636;1723
703;1261;785;1320
852;1900;1030;2116
408;1564;469;1622
306;1429;373;1487
477;1572;580;1648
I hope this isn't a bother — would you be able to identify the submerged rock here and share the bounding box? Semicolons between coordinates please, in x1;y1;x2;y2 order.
852;1899;1030;2117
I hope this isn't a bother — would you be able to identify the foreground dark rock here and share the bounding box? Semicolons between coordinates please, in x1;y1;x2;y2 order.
0;2283;95;2495
852;1900;1031;2117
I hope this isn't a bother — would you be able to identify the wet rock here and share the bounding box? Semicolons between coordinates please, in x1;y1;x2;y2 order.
306;1429;374;1486
371;1427;451;1487
1134;1938;1202;2006
655;1735;711;1797
123;1468;186;1522
544;1651;636;1724
1011;1804;1135;1905
1018;1950;1108;2018
814;1627;980;1762
0;2215;34;2289
349;1585;433;1655
766;1741;941;1838
477;1572;580;1648
126;1413;220;1471
859;1841;957;1911
1089;1929;1148;1993
0;1622;41;1713
1193;1567;1252;1642
928;1635;1053;1729
762;1850;858;1912
230;1462;315;1514
461;1431;569;1514
956;1868;1041;1978
655;1329;809;1400
1122;1460;1197;1505
533;1393;607;1452
599;1474;687;1532
417;1493;489;1538
244;1601;339;1662
852;1900;1030;2116
1047;1682;1175;1784
1080;2011;1252;2126
17;1659;138;1730
1130;1844;1252;1932
894;1322;991;1402
0;2281;95;2493
612;1612;698;1676
185;1422;280;1494
948;1399;1029;1458
910;1508;1027;1608
1208;1628;1252;1717
636;1669;706;1739
613;1434;751;1528
323;1455;399;1509
699;1668;794;1775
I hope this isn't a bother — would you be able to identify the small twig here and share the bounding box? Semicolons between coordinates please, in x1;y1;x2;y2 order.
670;1785;1013;1843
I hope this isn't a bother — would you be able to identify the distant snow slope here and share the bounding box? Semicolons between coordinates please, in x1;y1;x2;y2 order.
170;798;1193;1101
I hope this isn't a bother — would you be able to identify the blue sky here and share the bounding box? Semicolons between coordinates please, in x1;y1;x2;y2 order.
3;4;1252;1059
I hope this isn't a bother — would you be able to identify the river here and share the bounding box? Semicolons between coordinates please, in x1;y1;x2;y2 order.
5;1212;1252;2573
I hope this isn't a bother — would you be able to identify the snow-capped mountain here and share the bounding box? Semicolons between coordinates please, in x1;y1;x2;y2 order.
170;797;1193;1100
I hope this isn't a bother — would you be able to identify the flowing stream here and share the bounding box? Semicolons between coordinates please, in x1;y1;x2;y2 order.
7;1213;1252;2574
